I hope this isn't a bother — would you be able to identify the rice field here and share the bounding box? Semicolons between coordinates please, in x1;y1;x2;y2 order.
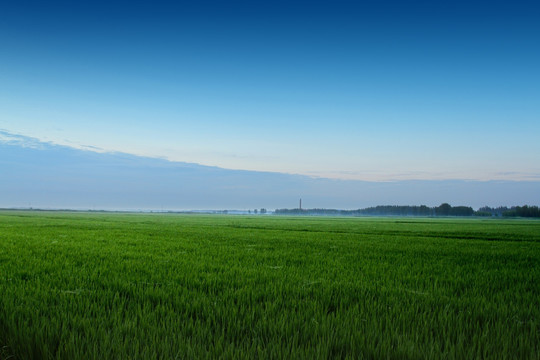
0;211;539;359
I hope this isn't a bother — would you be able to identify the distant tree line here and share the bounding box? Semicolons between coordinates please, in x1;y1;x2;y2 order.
274;203;475;217
478;205;540;218
475;206;511;217
249;209;267;214
275;204;540;218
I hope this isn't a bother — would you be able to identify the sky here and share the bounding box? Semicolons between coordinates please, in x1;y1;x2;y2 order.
3;131;540;210
1;0;540;181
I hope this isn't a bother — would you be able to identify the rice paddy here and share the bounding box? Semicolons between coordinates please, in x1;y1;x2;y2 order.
0;211;539;359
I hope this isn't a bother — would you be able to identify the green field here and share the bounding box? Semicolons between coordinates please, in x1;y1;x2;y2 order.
0;211;539;359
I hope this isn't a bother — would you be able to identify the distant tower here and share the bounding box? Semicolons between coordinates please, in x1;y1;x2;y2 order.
299;198;302;210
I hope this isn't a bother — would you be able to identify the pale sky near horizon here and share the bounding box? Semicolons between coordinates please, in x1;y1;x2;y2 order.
1;0;539;181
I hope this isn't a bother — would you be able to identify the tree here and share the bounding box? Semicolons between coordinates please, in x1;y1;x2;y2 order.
435;203;452;216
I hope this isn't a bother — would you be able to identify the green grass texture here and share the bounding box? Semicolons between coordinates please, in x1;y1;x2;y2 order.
1;211;539;359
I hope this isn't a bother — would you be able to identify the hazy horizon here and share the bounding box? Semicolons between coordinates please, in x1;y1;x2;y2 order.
2;130;539;211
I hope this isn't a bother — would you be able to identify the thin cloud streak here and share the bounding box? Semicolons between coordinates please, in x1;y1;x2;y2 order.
2;129;540;182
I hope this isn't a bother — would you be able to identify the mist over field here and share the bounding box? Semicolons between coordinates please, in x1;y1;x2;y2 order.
1;131;539;211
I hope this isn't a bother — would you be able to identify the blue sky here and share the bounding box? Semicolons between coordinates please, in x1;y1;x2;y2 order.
1;0;539;180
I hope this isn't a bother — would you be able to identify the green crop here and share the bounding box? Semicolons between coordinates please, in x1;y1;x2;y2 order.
0;211;539;359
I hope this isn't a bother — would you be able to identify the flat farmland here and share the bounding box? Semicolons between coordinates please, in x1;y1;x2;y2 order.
0;211;539;359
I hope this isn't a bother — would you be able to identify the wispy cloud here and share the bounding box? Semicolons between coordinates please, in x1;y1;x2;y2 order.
0;129;48;149
2;129;540;182
1;129;113;155
303;169;540;182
